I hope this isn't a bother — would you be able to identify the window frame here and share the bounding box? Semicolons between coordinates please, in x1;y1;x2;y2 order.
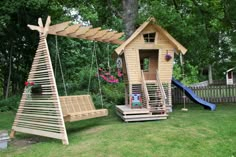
143;32;156;43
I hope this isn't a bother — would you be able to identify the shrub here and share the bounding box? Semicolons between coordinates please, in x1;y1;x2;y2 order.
0;95;21;112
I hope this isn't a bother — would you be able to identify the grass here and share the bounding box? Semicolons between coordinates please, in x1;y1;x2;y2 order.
1;104;236;157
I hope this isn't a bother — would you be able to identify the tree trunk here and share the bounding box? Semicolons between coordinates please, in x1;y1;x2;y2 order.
208;65;213;85
5;46;13;99
122;0;138;39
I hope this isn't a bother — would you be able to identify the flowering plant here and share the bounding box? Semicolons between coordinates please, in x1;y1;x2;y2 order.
165;53;172;61
25;81;42;95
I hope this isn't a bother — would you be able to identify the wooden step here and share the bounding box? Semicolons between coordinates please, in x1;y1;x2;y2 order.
116;111;168;122
116;105;150;115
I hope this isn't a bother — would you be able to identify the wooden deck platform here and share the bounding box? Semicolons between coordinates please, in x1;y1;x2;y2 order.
116;105;168;122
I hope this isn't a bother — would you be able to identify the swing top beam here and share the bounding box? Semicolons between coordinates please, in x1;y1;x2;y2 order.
28;16;124;45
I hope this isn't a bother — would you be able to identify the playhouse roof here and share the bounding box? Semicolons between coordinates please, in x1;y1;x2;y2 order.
115;18;187;55
226;67;236;73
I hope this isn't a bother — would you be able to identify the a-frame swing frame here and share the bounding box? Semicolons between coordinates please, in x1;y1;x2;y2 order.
10;16;124;145
10;17;69;145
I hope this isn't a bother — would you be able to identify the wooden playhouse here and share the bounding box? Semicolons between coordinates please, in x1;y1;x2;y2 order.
115;18;187;122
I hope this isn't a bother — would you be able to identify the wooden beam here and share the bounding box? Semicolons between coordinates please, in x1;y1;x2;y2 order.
87;30;108;40
103;32;124;42
43;16;51;36
78;27;101;38
48;21;71;35
56;24;81;36
47;21;124;45
110;39;124;45
74;26;92;36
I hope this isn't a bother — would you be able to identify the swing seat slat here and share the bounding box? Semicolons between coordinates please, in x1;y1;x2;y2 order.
60;95;108;122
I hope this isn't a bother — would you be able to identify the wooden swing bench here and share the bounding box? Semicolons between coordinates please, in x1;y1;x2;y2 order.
60;95;108;122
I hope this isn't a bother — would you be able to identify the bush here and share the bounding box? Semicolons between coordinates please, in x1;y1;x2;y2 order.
0;95;21;112
102;83;125;105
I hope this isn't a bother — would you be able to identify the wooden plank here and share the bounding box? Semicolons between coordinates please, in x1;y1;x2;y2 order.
15;120;63;128
16;113;61;119
73;26;92;36
48;21;71;34
99;31;116;41
28;77;52;81
21;99;58;103
12;127;65;140
104;32;124;42
88;29;108;40
116;105;150;114
56;24;81;36
78;27;101;38
18;107;58;111
124;116;167;122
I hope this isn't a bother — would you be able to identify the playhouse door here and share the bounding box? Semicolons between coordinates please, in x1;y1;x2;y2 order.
139;49;159;80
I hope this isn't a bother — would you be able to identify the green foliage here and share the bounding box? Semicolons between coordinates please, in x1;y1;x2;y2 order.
0;95;20;112
101;83;125;105
173;62;199;85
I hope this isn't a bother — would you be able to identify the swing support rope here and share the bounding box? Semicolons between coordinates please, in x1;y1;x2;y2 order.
55;36;68;96
88;42;104;108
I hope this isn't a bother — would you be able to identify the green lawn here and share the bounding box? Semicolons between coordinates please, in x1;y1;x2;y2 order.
1;104;236;157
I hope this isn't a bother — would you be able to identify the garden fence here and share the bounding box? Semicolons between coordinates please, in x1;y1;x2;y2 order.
172;84;236;104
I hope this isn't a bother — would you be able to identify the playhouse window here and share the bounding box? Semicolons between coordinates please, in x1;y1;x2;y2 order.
140;57;150;71
143;33;156;43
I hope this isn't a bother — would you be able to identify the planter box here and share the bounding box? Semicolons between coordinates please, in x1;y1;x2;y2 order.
0;130;9;150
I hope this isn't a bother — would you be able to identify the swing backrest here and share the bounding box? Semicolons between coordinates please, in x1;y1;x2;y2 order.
60;95;96;116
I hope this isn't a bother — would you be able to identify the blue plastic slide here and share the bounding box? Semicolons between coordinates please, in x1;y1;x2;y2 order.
172;78;216;111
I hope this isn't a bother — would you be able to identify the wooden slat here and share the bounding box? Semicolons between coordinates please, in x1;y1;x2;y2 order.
16;113;61;119
60;95;108;122
47;21;123;44
78;27;101;38
104;32;124;42
15;120;63;128
13;127;65;140
98;31;116;41
49;21;71;34
11;33;68;145
74;26;92;36
56;24;81;36
87;29;108;40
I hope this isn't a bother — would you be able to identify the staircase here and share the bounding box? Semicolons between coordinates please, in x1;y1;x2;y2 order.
141;70;168;116
115;71;168;122
146;82;166;114
132;84;142;95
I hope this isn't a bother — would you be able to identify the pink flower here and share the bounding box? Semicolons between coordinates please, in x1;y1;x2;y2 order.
30;82;35;86
24;81;29;86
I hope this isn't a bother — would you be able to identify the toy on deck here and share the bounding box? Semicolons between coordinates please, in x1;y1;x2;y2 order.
130;94;142;108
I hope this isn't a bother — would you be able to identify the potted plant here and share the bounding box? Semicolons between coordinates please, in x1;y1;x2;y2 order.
25;81;42;95
165;53;172;61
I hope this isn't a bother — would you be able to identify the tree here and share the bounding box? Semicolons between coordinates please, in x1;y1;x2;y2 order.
122;0;138;38
0;0;67;98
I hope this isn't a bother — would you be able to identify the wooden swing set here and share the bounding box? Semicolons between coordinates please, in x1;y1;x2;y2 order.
10;16;124;145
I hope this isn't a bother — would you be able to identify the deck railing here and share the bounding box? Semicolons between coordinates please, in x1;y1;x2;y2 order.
141;70;150;109
156;70;167;106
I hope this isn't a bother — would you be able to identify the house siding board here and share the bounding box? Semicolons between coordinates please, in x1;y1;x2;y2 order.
159;49;174;83
125;46;141;83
